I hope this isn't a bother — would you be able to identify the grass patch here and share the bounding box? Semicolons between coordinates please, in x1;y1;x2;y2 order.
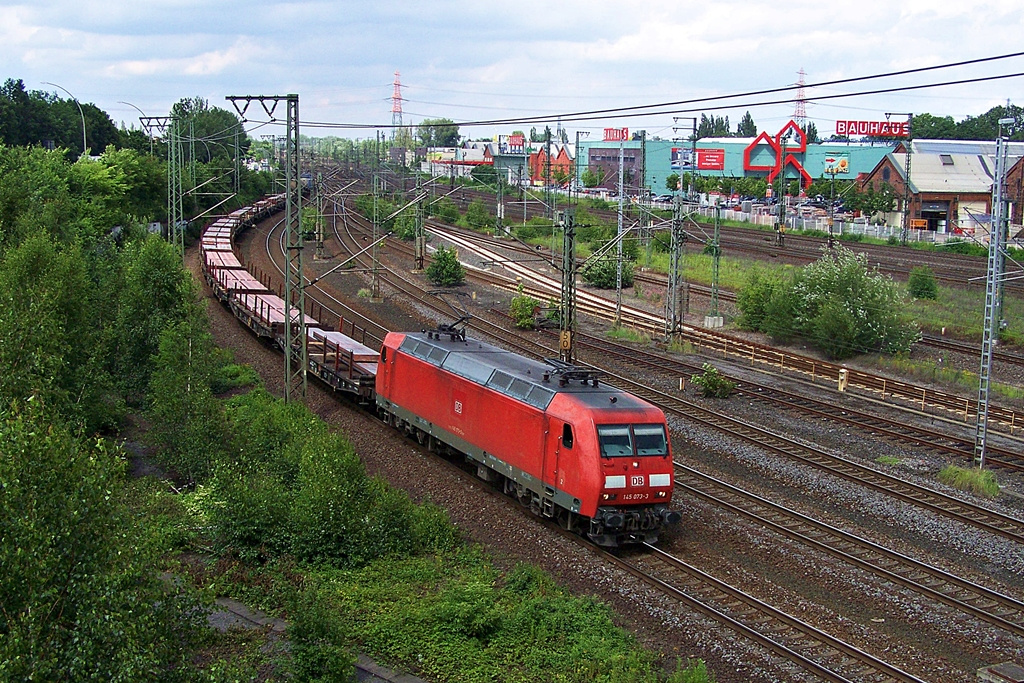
212;363;262;393
870;355;1024;403
357;288;372;298
876;455;901;466
937;464;1000;498
607;325;650;343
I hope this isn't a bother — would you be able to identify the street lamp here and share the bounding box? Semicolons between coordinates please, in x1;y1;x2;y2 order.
43;82;87;155
118;101;152;155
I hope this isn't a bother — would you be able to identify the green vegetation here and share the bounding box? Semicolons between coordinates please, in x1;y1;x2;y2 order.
426;244;466;285
907;265;938;300
607;325;650;344
937;464;1000;498
736;246;919;359
582;257;634;289
510;285;541;329
876;455;902;466
691;363;735;398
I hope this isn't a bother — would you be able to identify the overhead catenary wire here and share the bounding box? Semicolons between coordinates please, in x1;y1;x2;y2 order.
275;51;1024;132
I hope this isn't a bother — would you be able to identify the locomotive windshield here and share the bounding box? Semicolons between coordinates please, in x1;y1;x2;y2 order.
597;424;669;457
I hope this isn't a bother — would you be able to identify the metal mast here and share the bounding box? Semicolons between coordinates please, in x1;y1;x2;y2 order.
227;94;305;401
974;118;1014;468
559;207;577;364
614;138;624;326
666;194;688;340
167;116;185;258
710;205;721;318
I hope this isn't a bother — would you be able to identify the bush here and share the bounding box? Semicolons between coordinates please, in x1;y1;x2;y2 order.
581;258;633;289
691;363;735;398
426;245;465;286
510;289;541;329
736;269;777;331
465;199;492;230
791;246;919;358
431;196;459;224
908;265;938;300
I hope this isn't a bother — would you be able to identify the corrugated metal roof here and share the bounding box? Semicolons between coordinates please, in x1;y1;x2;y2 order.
891;151;1006;194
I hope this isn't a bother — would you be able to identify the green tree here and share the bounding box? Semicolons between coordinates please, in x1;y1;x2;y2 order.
911;113;958;139
805;121;819;144
416;118;460;147
426;245;465;285
0;405;201;681
581;167;602;188
736;111;757;137
691;363;735;398
665;173;680;192
108;236;190;403
148;297;225;484
431;196;459;223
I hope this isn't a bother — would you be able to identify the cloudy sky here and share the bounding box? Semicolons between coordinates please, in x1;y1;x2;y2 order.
3;0;1023;141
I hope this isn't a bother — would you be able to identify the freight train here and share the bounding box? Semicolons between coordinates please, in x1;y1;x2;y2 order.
200;196;680;546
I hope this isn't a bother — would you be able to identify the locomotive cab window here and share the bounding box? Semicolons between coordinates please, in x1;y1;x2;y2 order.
633;424;668;456
562;423;574;449
597;425;632;457
380;347;387;362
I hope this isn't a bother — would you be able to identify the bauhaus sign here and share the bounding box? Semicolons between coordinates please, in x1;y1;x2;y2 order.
603;127;629;142
835;120;910;137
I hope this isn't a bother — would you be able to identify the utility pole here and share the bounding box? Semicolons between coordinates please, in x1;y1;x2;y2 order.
414;174;426;271
666;193;688;340
227;94;305;401
615;135;624;326
167;117;185;258
886;112;914;245
974;117;1014;468
495;174;504;237
314;173;325;260
710;205;721;320
559;207;577;364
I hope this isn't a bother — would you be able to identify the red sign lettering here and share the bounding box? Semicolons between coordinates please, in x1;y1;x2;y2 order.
835;120;909;137
603;127;629;142
697;149;725;171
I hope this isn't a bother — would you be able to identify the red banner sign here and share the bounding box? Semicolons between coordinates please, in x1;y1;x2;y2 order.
835;120;909;137
697;149;725;170
603;127;629;142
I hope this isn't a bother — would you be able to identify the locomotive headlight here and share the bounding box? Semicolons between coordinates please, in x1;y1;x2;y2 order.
656;491;667;498
649;473;671;488
602;493;617;501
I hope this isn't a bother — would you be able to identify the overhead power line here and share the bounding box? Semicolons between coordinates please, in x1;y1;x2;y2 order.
290;51;1024;131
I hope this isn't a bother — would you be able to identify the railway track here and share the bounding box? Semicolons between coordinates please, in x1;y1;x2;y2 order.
420;215;1024;369
250;199;1024;682
563;327;1024;473
425;223;1023;434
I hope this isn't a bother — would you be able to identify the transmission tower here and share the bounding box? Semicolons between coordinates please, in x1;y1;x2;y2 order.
793;68;807;133
391;71;404;138
227;94;305;402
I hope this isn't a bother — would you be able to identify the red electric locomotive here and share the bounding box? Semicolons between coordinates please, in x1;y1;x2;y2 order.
375;328;680;546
